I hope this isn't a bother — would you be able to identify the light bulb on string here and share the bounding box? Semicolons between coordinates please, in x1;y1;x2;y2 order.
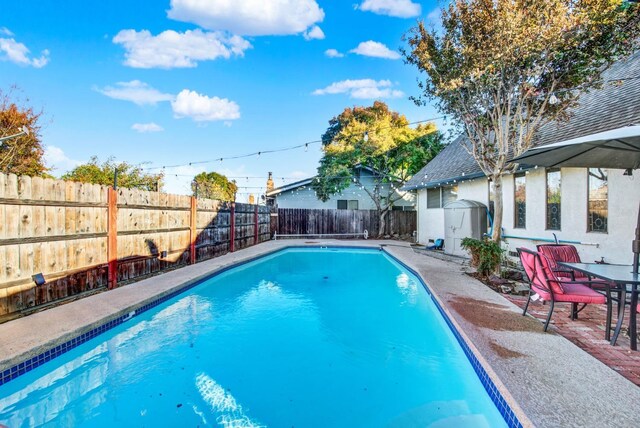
305;143;308;152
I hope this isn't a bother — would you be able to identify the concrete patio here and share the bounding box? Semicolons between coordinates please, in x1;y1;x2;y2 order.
1;240;639;427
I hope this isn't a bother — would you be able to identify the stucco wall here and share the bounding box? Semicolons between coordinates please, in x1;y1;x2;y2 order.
416;189;445;243
274;173;416;210
416;168;640;265
417;178;490;244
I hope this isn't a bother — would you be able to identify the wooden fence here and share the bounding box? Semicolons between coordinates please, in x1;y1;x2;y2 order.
0;173;271;319
275;208;416;238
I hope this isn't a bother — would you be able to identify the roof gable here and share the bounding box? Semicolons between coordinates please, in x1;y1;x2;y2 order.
404;50;640;190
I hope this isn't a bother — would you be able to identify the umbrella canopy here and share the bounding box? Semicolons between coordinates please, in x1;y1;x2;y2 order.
511;125;640;169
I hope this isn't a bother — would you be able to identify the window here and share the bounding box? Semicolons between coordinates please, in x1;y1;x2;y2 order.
427;185;458;209
514;173;526;229
546;169;561;230
427;188;441;209
337;200;358;210
588;168;608;233
442;185;458;206
392;205;415;211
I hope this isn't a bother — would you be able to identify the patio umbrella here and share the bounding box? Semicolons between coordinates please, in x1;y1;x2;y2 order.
511;124;640;274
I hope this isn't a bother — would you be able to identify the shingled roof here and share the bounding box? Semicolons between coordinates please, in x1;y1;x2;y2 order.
404;50;640;191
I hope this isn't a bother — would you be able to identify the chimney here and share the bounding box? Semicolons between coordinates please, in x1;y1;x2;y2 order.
266;171;274;191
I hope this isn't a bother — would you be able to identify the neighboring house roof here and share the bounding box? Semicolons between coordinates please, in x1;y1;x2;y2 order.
265;177;313;197
266;165;390;197
404;50;640;190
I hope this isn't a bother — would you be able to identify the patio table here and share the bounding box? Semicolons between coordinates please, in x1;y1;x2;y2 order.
559;262;640;350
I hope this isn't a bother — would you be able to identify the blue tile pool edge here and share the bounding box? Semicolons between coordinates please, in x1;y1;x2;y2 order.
0;243;526;427
381;247;527;428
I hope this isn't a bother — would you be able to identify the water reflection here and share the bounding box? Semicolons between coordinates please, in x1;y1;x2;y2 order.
396;273;418;304
195;373;264;428
0;295;212;426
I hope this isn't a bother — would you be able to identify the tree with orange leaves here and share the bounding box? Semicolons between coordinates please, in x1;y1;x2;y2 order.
0;88;49;176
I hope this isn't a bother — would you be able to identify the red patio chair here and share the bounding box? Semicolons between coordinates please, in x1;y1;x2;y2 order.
518;247;611;333
537;244;603;281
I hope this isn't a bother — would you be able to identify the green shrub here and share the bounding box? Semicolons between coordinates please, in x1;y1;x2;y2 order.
461;237;504;276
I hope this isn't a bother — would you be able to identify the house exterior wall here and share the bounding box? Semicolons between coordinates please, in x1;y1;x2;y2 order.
416;189;445;243
273;172;416;210
416;178;490;244
416;168;640;265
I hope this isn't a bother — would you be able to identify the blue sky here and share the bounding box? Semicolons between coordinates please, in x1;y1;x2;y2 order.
1;0;443;198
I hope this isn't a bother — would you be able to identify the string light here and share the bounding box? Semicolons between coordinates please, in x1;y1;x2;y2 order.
143;115;445;171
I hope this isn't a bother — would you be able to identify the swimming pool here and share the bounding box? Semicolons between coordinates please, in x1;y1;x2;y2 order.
0;247;511;427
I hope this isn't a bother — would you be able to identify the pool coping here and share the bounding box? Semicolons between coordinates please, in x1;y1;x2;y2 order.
0;240;529;427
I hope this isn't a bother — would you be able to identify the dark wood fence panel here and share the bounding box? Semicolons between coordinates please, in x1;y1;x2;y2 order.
0;172;272;319
276;208;416;237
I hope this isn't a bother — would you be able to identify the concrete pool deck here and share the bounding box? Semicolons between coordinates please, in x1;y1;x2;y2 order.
1;240;639;427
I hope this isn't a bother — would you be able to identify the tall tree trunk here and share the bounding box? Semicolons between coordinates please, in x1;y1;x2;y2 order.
378;208;389;237
491;173;504;242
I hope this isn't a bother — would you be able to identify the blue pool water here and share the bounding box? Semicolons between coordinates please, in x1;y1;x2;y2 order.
0;248;508;427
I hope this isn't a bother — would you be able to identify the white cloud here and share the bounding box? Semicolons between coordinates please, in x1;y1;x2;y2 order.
357;0;421;18
313;79;404;99
163;164;208;195
427;7;441;22
171;89;240;122
96;80;173;106
113;29;251;69
303;25;325;41
132;122;164;133
426;7;443;34
44;146;81;174
0;31;49;68
324;49;344;58
350;41;400;60
168;0;324;36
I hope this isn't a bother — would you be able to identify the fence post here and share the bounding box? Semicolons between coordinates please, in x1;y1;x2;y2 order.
230;202;235;252
107;187;118;289
190;196;197;264
254;205;259;245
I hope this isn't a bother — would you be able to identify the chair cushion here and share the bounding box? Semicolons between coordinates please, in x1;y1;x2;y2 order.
554;283;606;304
532;285;552;301
538;245;585;279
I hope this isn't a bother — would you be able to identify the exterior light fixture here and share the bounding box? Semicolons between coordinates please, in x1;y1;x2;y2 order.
32;273;46;287
0;126;29;143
